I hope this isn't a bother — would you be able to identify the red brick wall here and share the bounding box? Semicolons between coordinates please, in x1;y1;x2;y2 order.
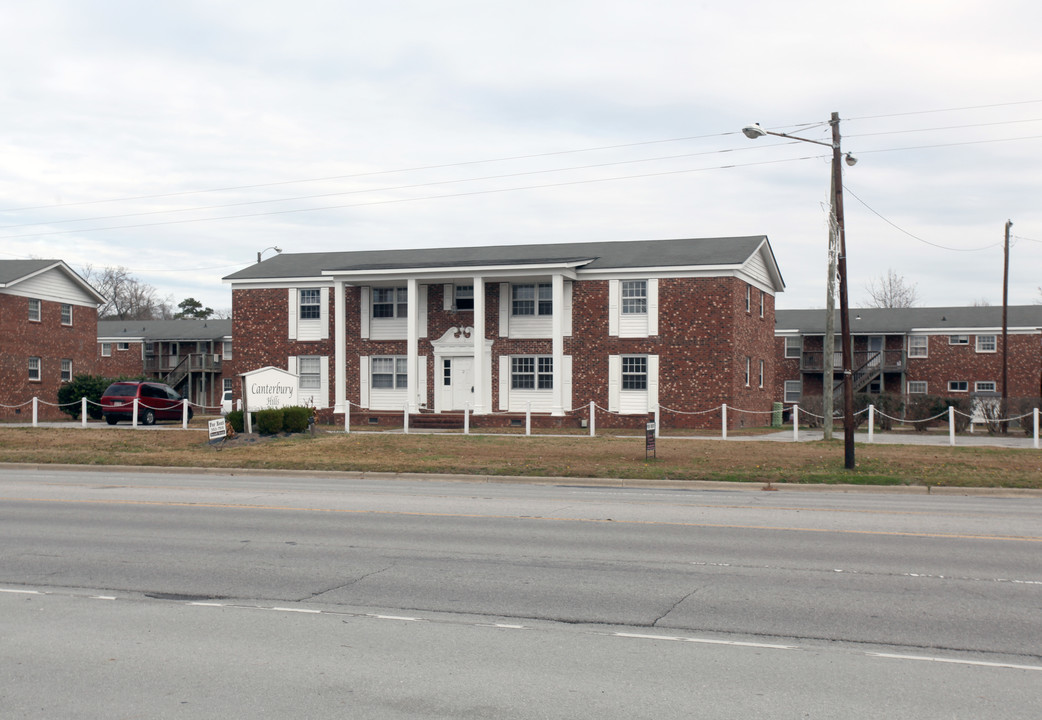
96;341;146;379
0;295;99;420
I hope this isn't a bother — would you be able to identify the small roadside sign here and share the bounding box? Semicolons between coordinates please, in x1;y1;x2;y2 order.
645;421;656;459
208;418;228;442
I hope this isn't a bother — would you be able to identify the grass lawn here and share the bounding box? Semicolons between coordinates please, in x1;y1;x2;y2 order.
1;424;1040;488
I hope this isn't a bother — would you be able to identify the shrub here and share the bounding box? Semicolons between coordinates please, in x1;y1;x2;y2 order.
255;408;285;435
905;395;970;432
282;406;311;433
870;392;903;431
226;410;245;433
1010;397;1041;436
57;374;112;420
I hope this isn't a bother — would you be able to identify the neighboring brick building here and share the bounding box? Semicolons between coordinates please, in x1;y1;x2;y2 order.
224;236;785;429
97;319;234;409
0;260;105;420
775;306;1042;407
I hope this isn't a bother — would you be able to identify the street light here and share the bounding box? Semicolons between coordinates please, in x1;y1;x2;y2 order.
257;246;282;264
744;112;857;470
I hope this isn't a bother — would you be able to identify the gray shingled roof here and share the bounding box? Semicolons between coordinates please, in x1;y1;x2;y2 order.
0;259;58;285
98;319;232;341
776;306;1042;334
223;236;773;281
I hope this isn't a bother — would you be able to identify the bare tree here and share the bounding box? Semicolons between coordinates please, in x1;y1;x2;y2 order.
863;268;919;308
82;265;174;320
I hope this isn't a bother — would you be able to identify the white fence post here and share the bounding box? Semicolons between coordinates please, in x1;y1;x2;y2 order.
403;404;409;434
655;405;660;439
948;406;956;446
32;397;39;427
1034;407;1039;449
464;404;470;435
81;397;88;427
868;404;875;443
133;398;139;427
182;400;189;429
589;401;595;437
525;403;531;436
345;401;351;434
721;404;728;440
793;405;799;443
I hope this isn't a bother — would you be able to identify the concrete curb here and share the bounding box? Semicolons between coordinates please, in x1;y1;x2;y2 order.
4;462;1040;498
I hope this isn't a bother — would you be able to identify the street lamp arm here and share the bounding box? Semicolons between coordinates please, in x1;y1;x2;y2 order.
742;123;833;148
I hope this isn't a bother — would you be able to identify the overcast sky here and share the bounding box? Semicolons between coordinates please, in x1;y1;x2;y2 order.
3;1;1041;315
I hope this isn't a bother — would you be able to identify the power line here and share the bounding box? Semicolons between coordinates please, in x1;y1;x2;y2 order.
847;118;1042;138
847;99;1042;122
0;153;830;240
0;130;743;214
0;142;794;231
844;186;1002;252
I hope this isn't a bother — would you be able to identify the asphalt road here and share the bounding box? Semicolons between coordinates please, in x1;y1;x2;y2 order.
2;467;1040;718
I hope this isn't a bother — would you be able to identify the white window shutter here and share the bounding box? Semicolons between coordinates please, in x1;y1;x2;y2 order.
287;356;298;375
647;354;659;412
499;283;509;337
499;355;510;410
319;356;329;409
443;284;453;311
419;285;428;338
608;280;619;336
563;355;573;411
359;356;370;408
608;355;621;412
320;287;330;340
418;355;428;407
564;281;573;336
360;287;370;339
647;279;658;336
288;289;298;340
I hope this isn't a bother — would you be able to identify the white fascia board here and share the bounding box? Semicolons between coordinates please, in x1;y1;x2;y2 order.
577;266;743;280
774;329;801;336
323;261;586;283
911;326;1040;335
224;277;333;289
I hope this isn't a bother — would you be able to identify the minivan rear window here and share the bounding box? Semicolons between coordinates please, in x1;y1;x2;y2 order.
105;384;138;397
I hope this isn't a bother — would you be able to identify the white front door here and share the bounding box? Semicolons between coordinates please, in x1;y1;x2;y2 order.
450;356;475;410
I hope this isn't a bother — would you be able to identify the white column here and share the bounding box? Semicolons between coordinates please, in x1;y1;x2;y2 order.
407;278;420;413
472;276;486;414
551;273;565;416
334;279;347;415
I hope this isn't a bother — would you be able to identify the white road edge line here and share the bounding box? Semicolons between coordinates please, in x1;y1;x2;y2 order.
371;614;422;621
0;588;40;595
615;632;795;650
867;653;1042;672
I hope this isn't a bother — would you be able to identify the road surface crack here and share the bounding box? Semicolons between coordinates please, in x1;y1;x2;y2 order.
651;586;701;627
305;564;394;600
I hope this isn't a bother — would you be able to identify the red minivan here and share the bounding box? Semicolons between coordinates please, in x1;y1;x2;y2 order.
100;381;192;425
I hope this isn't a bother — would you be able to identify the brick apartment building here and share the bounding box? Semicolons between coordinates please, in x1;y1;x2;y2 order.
775;306;1042;408
96;319;234;410
223;236;785;429
0;260;105;420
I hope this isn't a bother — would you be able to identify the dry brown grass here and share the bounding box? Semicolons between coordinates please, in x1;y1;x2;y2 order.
1;425;1040;488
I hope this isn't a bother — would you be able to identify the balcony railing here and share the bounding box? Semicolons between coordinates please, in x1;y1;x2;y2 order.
799;350;906;373
144;353;223;374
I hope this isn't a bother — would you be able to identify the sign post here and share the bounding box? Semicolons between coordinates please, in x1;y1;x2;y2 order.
645;417;656;460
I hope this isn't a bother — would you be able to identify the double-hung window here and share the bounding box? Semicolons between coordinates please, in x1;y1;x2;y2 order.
948;380;968;392
371;357;407;389
784;380;801;403
976;335;996;353
61;304;73;325
784;337;802;359
373;288;407;318
299;289;321;320
975;381;997;393
28;357;41;381
908;335;928;358
908;381;927;394
512;284;552;316
511;357;553;390
454;285;474;311
621;281;647;315
298;357;321;390
621;356;647;390
61;359;72;382
28;298;41;322
101;343;112;357
949;335;969;345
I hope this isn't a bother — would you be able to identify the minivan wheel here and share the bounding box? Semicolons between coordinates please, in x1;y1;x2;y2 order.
105;415;118;425
142;409;156;426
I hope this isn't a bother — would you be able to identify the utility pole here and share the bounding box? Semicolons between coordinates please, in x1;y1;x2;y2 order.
1002;219;1012;433
823;173;838;441
831;112;856;470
